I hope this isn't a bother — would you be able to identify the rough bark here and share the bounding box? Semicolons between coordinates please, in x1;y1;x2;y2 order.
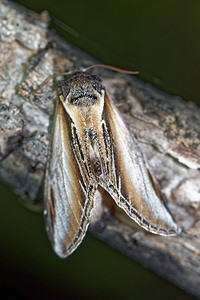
0;0;200;297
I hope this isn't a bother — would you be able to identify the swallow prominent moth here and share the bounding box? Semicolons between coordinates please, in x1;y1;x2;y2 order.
44;68;179;258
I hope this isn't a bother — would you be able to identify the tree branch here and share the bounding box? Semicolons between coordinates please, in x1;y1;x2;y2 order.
0;0;200;297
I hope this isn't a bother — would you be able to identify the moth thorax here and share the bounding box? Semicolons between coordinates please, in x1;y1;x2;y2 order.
70;94;98;106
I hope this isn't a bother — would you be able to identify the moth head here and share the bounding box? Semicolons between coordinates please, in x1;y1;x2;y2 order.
58;72;104;106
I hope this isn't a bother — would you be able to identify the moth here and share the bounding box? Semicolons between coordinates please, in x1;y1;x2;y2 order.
44;65;179;258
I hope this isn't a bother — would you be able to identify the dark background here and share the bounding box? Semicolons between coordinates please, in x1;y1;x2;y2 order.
1;0;199;299
16;0;200;106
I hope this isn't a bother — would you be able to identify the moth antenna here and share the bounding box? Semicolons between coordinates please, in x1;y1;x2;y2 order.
84;64;139;75
45;64;138;85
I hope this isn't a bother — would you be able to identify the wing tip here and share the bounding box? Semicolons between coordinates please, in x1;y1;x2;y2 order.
146;223;181;237
54;243;73;259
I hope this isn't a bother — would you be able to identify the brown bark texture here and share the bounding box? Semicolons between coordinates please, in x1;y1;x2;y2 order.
0;0;200;297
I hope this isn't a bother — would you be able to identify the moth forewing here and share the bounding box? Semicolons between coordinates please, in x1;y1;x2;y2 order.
44;70;179;258
100;91;179;235
44;97;96;258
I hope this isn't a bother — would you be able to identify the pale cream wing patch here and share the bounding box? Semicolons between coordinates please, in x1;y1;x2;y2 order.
44;99;96;258
99;92;179;236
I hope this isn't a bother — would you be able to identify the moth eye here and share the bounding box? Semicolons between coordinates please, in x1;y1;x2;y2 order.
59;80;71;100
88;74;103;94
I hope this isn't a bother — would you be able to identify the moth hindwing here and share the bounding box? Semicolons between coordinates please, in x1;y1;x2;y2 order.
44;71;179;258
